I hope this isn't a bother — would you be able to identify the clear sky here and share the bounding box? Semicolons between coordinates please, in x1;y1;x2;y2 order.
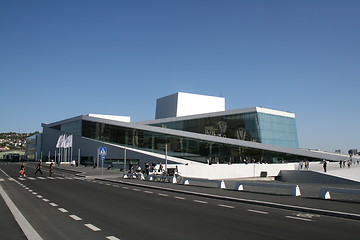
1;0;359;153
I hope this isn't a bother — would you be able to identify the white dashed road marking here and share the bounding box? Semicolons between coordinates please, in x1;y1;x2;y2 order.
158;193;169;197
248;209;269;215
107;236;120;240
69;215;82;221
85;223;101;231
285;216;312;222
50;203;58;207
174;196;186;200
58;208;68;213
193;200;207;204
218;204;235;209
144;191;153;194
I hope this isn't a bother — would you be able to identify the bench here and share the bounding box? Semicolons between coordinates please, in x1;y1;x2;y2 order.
319;187;360;200
235;182;301;196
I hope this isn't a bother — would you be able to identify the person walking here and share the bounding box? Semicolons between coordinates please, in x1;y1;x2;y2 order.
323;160;327;172
19;163;26;177
49;162;54;177
35;162;43;175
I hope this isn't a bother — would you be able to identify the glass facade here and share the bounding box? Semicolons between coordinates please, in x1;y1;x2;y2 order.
50;121;82;135
257;113;299;148
81;120;314;164
149;112;299;149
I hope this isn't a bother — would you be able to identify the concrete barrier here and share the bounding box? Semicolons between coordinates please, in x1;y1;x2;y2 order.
235;182;301;196
319;187;360;200
182;178;226;189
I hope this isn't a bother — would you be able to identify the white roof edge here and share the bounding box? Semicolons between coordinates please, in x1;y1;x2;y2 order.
255;107;295;118
87;114;131;122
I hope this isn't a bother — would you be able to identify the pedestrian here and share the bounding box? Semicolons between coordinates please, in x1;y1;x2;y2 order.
35;162;43;175
323;160;327;172
19;163;26;177
49;162;54;177
151;161;156;172
129;161;133;173
145;162;150;175
159;162;163;172
339;160;342;168
305;160;309;170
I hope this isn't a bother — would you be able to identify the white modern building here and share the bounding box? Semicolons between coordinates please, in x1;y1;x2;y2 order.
27;92;357;179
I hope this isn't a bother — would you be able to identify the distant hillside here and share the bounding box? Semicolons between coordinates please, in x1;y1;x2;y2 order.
0;132;39;150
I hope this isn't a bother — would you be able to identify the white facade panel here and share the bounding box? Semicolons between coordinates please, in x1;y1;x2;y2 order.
155;92;225;119
176;92;225;117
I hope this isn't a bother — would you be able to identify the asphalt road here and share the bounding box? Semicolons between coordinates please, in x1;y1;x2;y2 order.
1;162;360;240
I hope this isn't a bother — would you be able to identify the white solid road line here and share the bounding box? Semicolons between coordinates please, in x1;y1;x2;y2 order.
84;223;101;231
248;209;269;215
285;216;312;222
0;184;43;240
69;215;82;221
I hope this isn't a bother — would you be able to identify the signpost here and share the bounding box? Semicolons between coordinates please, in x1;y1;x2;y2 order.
99;147;107;177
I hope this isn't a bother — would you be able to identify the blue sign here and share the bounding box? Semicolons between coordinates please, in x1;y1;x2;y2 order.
99;147;107;155
100;155;105;160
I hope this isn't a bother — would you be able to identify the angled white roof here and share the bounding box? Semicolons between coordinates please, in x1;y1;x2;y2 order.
87;114;131;122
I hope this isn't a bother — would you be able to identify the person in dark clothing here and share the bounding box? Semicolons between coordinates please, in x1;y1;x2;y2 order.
49;162;54;177
323;160;327;172
35;162;43;175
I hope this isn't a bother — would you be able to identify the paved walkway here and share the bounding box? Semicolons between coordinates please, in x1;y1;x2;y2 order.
307;161;360;182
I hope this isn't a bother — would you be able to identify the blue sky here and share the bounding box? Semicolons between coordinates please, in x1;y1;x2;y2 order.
1;0;359;152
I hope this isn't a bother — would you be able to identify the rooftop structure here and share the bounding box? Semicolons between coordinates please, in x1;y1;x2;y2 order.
155;92;225;119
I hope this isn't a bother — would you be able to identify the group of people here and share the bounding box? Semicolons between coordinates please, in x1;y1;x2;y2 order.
19;162;54;177
129;161;164;175
339;159;358;168
298;160;310;170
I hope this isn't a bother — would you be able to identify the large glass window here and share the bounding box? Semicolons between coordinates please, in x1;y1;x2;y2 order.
82;120;315;164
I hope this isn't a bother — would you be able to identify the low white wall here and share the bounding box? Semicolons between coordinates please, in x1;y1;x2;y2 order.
176;163;297;180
